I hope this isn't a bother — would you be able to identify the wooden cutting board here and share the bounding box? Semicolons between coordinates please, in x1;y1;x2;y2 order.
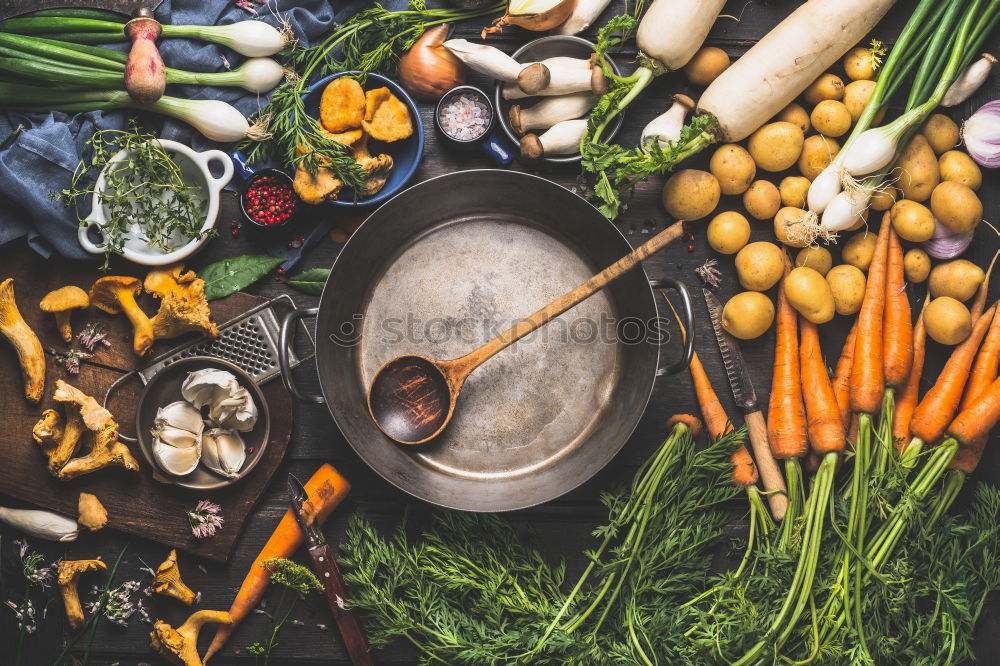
0;251;293;562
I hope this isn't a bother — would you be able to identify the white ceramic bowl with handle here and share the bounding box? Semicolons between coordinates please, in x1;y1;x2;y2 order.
78;139;233;266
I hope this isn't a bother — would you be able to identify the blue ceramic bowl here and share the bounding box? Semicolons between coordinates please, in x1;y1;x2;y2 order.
302;72;424;208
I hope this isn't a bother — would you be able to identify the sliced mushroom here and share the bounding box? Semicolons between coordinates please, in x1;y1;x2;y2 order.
150;609;231;666
77;492;108;532
153;549;198;605
89;276;154;356
39;286;90;342
58;559;107;630
0;278;45;402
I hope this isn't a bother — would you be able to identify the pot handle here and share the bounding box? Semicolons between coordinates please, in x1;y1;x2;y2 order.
279;307;325;404
649;278;694;376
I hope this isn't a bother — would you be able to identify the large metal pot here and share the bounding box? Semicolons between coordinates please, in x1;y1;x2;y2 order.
279;170;693;511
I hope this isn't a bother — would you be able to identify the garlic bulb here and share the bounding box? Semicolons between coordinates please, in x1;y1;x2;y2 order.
151;401;203;476
0;506;79;542
201;428;247;479
181;369;258;432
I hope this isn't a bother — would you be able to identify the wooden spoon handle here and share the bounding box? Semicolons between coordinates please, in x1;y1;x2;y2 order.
449;220;686;379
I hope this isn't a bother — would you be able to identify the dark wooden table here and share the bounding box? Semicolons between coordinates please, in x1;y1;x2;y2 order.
1;1;998;664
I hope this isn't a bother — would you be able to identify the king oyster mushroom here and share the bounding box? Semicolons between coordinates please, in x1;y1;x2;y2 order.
180;369;258;432
201;428;247;479
151;401;204;476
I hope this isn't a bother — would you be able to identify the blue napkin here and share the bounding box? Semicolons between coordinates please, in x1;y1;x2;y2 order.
0;0;398;260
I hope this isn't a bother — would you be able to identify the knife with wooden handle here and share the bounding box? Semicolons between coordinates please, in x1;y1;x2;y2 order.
703;289;788;520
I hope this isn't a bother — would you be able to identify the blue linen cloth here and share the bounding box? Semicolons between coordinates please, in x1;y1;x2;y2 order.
0;0;398;260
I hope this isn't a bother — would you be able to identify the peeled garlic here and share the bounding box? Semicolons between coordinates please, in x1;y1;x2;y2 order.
151;401;203;476
181;369;258;432
201;428;247;479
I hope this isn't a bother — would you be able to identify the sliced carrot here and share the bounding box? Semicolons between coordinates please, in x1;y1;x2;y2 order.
893;296;928;449
768;274;808;459
832;320;858;429
850;213;890;414
882;227;913;389
799;317;846;454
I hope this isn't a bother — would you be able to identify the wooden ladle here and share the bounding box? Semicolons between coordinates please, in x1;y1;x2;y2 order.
368;220;686;445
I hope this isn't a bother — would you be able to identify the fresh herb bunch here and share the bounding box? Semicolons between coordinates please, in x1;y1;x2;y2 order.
56;122;209;270
249;558;323;665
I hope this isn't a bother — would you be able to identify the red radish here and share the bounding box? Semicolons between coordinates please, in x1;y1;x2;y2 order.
123;9;165;104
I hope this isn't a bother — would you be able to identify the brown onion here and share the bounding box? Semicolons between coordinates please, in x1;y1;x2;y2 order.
399;24;468;102
482;0;577;37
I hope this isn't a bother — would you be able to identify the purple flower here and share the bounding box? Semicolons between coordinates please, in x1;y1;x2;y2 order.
186;500;224;539
77;322;111;352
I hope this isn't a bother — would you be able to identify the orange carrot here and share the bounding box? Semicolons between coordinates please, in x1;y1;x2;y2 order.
950;307;1000;472
968;251;999;323
205;464;352;661
882;228;913;389
690;352;733;441
768;276;808;459
799;317;846;454
850;213;891;414
910;303;998;445
832;321;858;429
947;374;1000;450
667;413;704;438
731;445;759;486
893;296;929;449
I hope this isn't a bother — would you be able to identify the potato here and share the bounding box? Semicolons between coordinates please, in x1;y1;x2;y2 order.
736;241;785;291
743;180;782;220
825;264;866;315
930;181;982;233
774;206;809;248
798;135;840;180
683;46;731;86
921;113;959;155
904;248;931;283
843;47;877;81
842;80;885;124
796;246;833;276
925;297;972;345
928;259;986;302
869;186;898;211
661;169;721;220
710;144;756;195
841;230;878;272
896;134;939;202
803;73;844;106
722;291;775;340
780;176;811;208
939;150;982;191
774;103;810;134
707;211;751;254
889;199;935;242
748;122;804;172
785;266;836;323
810;100;852;138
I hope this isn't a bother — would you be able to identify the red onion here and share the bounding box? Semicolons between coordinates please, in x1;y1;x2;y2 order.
961;100;1000;168
923;216;974;259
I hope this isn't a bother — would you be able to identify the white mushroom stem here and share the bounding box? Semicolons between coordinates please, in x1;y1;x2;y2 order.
510;92;596;135
641;94;695;149
503;58;605;99
0;506;79;542
942;53;997;107
443;39;528;83
520;119;588;159
554;0;614;35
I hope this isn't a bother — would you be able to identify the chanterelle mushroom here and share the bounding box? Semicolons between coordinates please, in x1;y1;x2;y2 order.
39;286;90;342
77;492;107;532
144;265;218;341
58;559;107;630
352;135;395;196
0;278;45;402
89;276;154;356
150;609;231;666
153;549;198;605
32;406;85;474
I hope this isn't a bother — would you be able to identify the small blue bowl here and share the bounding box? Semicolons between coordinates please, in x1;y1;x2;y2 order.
302;72;424;208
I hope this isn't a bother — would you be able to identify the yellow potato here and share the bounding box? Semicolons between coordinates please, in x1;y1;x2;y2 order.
683;46;730;86
825;264;866;315
904;248;931;283
774;103;810;134
743;180;782;220
896;134;939;202
710;144;756;195
843;47;877;81
798;134;840;180
930;181;982;233
889;199;935;243
784;266;836;323
722;291;775;340
921;113;960;155
842;79;885;124
929;259;986;302
803;73;844;106
810;100;852;138
795;246;833;276
780;176;811;208
748;122;804;172
707;211;751;254
924;297;972;345
735;241;785;291
939;150;982;191
869;186;898;211
661;169;721;220
774;206;810;248
841;230;878;272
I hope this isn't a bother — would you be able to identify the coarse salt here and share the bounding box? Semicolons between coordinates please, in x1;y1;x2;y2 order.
439;93;491;141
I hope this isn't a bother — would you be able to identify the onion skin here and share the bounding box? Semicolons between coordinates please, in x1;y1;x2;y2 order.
124;11;165;105
482;0;577;37
399;24;468;102
962;100;1000;169
923;217;974;260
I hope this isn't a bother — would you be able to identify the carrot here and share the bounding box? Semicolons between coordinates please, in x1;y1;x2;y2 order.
731;444;759;486
667;413;704;439
946;374;1000;449
968;251;999;323
768;274;808;459
950;307;1000;472
204;464;352;662
910;303;998;445
893;297;929;449
799;317;846;454
832;320;858;430
882;228;913;390
850;213;891;414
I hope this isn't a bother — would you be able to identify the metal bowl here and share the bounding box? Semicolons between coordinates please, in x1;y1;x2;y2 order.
135;356;271;491
493;35;624;164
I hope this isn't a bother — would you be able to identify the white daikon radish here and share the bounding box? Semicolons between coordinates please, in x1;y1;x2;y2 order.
637;0;727;72
554;0;614;35
510;92;596;135
698;0;897;141
520;118;588;159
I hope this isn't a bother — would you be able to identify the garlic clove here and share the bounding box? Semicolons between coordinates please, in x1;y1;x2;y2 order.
153;435;202;476
211;387;258;432
154;401;204;437
201;428;247;479
181;369;258;432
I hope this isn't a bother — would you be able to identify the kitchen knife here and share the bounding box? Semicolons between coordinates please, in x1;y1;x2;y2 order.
288;474;374;666
702;289;789;520
0;1;158;21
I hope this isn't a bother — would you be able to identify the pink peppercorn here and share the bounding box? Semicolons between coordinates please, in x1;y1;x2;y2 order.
245;175;296;226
